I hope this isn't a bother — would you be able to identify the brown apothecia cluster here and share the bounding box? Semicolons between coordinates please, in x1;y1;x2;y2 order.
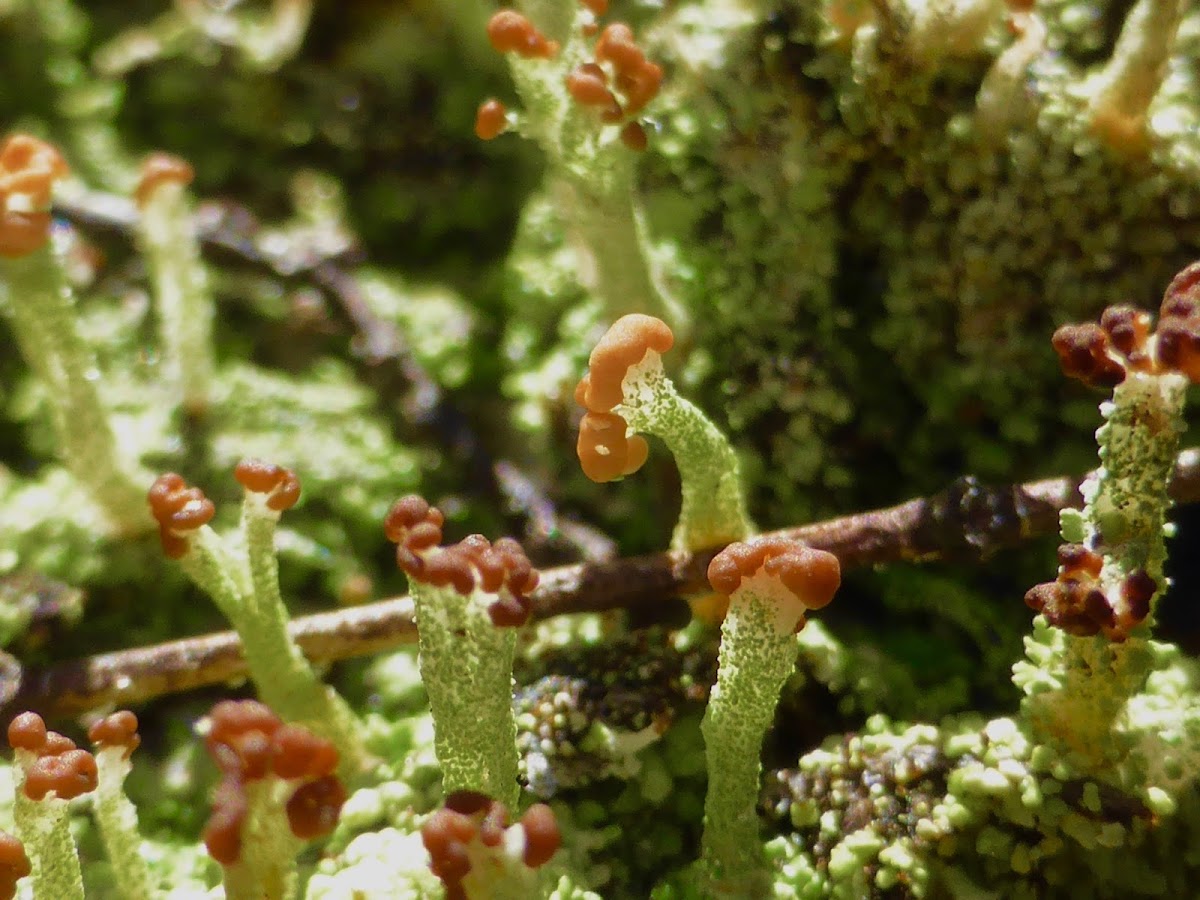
568;22;662;150
234;458;302;511
0;134;69;258
384;495;540;626
476;4;661;149
202;699;346;865
1052;262;1200;387
148;472;216;558
486;9;560;60
1024;543;1155;641
421;789;560;899
88;710;142;760
0;831;29;900
574;314;673;482
7;711;98;802
707;537;841;634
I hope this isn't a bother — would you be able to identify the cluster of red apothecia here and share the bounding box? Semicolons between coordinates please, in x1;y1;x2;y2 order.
563;21;662;151
233;458;302;512
148;472;216;559
149;461;301;558
421;790;561;899
0;134;69;258
7;712;99;802
202;700;347;865
0;831;29;900
384;495;540;627
1051;262;1200;388
88;710;142;759
475;3;661;151
706;537;841;634
1024;543;1157;641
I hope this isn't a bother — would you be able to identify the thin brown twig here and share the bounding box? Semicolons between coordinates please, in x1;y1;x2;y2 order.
7;449;1200;721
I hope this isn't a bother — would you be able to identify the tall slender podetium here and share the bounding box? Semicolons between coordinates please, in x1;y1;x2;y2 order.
1016;264;1200;771
0;133;147;533
700;538;840;897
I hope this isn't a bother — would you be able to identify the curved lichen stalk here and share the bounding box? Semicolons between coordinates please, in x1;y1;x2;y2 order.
575;314;752;552
1087;0;1184;155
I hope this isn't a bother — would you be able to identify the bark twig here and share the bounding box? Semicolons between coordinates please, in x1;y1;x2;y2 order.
8;449;1199;720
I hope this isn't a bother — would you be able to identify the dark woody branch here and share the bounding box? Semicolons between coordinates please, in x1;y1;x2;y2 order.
6;448;1198;721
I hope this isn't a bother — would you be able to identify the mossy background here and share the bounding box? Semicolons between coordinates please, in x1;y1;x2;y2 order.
3;0;1200;896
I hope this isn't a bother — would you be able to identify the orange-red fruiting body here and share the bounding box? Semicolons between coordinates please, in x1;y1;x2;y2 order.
0;831;30;900
577;314;675;413
384;496;539;624
285;774;347;840
88;710;141;758
1023;542;1153;641
271;724;339;780
486;10;558;59
566;64;615;107
134;152;195;208
594;23;642;71
23;748;98;801
708;538;840;609
475;99;509;140
234;458;301;511
576;411;650;482
0;134;68;258
148;473;217;558
0;135;68;207
1051;323;1125;388
520;803;562;867
422;792;560;897
384;495;445;548
7;712;47;753
202;700;346;865
204;777;247;865
0;212;53;259
620;121;648;151
8;710;99;801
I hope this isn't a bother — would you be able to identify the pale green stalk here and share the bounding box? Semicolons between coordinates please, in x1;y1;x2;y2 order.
172;500;364;771
618;352;751;551
137;179;215;415
11;757;84;900
700;577;798;898
91;747;154;900
410;573;520;810
1088;0;1183;141
0;241;146;532
221;781;301;900
239;494;366;770
502;0;686;330
1015;369;1188;769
